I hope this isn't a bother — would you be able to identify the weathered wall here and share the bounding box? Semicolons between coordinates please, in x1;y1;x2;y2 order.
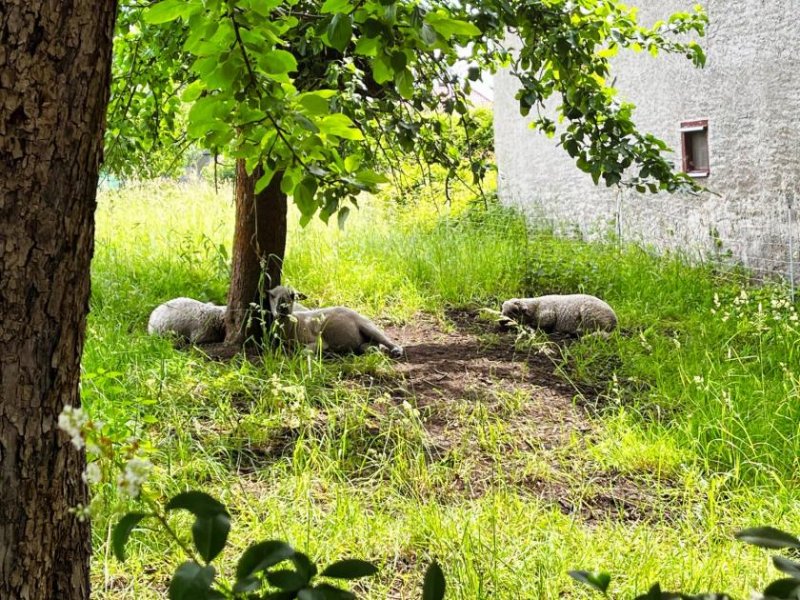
495;1;800;275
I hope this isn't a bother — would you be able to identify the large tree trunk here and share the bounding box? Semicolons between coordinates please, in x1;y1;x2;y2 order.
0;2;117;599
225;159;288;345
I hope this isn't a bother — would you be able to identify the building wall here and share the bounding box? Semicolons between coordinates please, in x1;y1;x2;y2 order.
495;1;800;275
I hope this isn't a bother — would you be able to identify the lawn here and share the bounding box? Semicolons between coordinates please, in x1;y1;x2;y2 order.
85;178;800;599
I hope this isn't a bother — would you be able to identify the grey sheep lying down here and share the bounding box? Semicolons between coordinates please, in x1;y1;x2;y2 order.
268;286;404;358
147;297;227;344
501;294;617;336
147;296;309;345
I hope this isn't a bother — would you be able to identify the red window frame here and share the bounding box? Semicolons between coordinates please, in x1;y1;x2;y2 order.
680;119;710;177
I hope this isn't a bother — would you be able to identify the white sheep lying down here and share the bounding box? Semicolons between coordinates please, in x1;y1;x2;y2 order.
147;297;227;344
501;294;617;335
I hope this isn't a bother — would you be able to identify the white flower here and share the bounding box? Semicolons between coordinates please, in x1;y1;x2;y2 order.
70;503;92;522
117;458;153;498
58;405;88;449
82;462;102;484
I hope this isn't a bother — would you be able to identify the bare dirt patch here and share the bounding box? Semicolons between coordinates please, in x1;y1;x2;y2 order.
199;309;674;523
378;310;674;523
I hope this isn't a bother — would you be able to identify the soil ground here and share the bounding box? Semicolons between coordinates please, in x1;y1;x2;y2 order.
381;310;671;522
203;310;672;523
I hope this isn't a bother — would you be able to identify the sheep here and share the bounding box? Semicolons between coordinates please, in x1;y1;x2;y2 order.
267;285;404;358
501;294;617;336
147;297;227;344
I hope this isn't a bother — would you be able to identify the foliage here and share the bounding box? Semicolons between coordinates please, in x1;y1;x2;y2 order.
111;488;446;599
106;0;707;223
106;6;192;178
571;526;800;600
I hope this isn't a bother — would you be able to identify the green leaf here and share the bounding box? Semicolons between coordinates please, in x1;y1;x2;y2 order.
112;512;148;562
390;51;407;71
420;23;438;45
321;559;378;580
188;95;224;128
395;68;414;99
321;0;352;13
260;50;298;74
634;583;665;600
422;561;445;600
774;556;800;579
299;584;355;600
353;169;388;185
205;59;239;91
246;0;284;17
267;569;307;591
371;56;393;84
255;168;277;194
736;527;800;549
292;552;319;582
192;512;231;563
326;14;353;52
569;570;611;594
763;578;800;599
166;491;227;519
343;154;361;173
294;177;318;216
181;80;205;103
424;13;481;38
318;114;364;140
354;37;380;57
143;0;187;24
168;561;215;600
236;540;295;580
337;206;350;230
191;56;218;79
295;113;320;133
298;93;331;116
232;575;261;594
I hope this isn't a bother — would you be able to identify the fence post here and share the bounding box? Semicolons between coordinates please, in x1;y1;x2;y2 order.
788;192;796;303
615;186;623;249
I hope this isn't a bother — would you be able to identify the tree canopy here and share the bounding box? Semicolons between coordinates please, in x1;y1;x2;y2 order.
107;0;707;224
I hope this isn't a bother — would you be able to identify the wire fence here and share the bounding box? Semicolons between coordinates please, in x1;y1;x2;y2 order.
503;184;800;301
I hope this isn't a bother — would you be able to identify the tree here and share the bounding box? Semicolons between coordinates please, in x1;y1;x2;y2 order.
107;0;707;345
0;1;118;599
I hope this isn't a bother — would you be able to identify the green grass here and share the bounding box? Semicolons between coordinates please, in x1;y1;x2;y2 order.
86;180;800;599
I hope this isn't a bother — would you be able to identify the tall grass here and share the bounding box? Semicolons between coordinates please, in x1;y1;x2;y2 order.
86;180;800;599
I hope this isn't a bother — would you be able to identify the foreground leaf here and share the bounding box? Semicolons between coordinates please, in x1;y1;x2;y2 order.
569;570;611;594
192;512;231;563
423;561;446;600
236;540;295;580
774;556;800;579
168;561;215;600
763;578;800;599
112;512;149;562
736;527;800;549
166;491;227;519
321;559;378;580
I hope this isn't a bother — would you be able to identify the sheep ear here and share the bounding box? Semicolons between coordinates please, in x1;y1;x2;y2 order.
294;291;308;301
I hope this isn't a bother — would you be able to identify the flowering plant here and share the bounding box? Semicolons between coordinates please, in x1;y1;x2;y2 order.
58;404;446;599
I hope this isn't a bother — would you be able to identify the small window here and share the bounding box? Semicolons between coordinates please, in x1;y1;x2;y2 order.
680;119;709;177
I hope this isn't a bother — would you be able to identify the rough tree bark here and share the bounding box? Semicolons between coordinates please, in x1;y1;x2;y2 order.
0;2;118;599
224;159;288;345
